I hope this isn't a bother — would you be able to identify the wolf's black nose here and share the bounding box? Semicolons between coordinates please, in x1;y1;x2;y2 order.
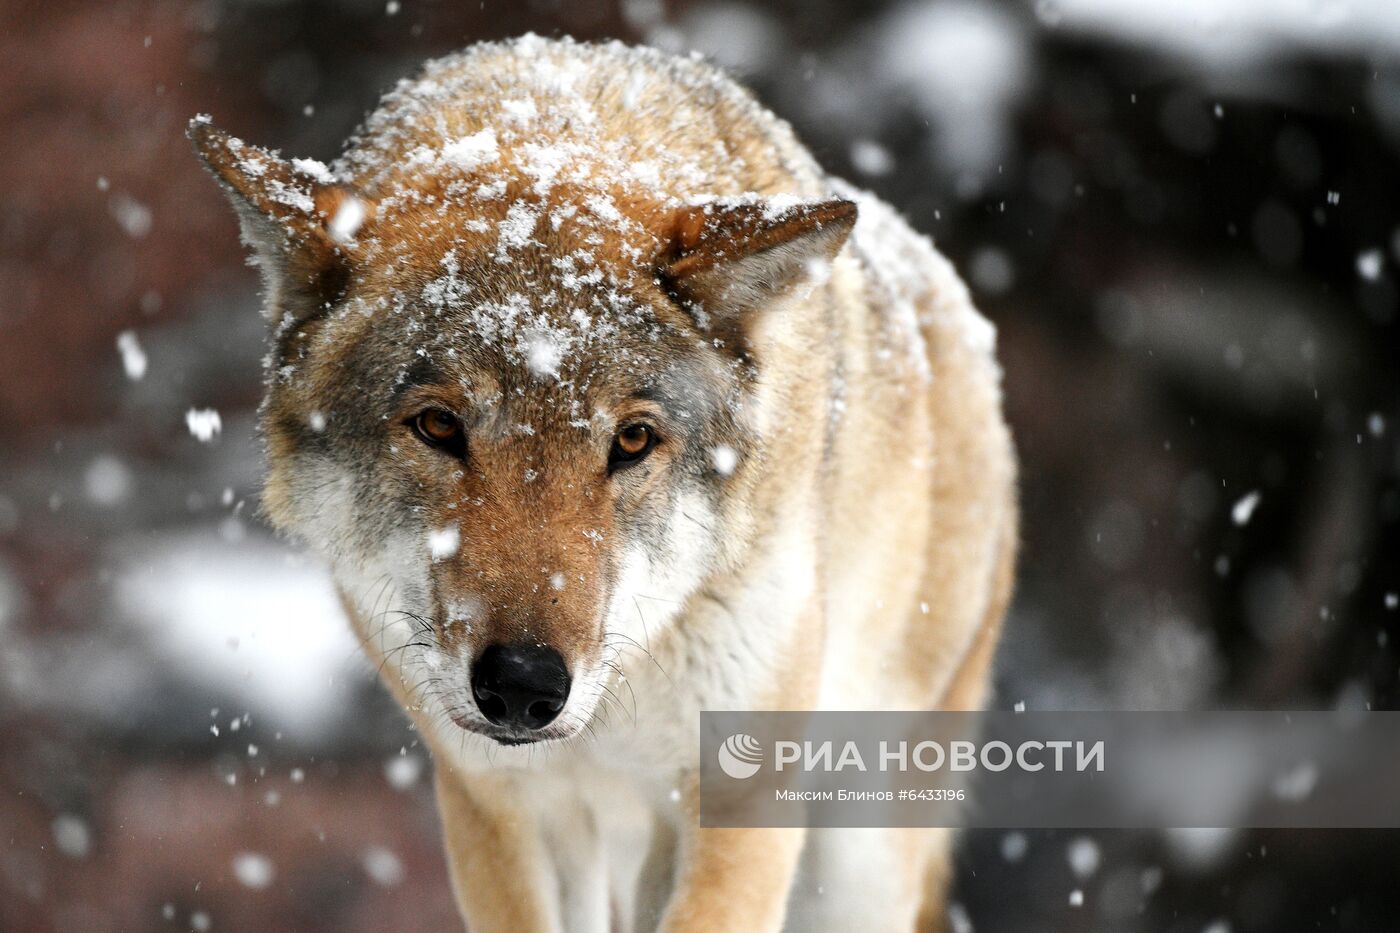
471;643;571;731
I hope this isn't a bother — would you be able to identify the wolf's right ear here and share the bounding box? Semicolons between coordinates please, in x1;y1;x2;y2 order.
188;116;371;324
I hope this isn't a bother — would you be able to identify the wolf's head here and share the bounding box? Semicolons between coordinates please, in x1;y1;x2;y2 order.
190;101;853;745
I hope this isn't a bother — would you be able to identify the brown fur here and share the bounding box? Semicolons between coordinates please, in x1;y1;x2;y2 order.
193;36;1017;933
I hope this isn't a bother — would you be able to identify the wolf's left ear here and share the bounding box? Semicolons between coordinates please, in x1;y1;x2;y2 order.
188;116;370;324
660;197;857;339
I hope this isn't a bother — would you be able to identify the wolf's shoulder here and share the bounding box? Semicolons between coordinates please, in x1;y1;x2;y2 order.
833;179;998;364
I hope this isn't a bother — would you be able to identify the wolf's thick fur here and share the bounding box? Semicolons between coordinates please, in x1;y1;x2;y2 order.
192;36;1016;933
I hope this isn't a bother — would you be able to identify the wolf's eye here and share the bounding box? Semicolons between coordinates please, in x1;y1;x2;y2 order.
610;424;656;468
412;408;466;457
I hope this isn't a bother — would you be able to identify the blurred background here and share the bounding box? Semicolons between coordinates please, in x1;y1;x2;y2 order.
3;0;1398;930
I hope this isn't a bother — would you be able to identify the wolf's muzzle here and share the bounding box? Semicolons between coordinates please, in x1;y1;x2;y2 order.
470;642;571;732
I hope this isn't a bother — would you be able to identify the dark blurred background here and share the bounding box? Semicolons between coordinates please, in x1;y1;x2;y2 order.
3;1;1398;930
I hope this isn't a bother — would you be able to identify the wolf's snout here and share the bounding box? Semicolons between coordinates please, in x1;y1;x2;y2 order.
470;643;571;732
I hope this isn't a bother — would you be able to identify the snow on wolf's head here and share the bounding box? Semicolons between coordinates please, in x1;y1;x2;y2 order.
190;37;855;745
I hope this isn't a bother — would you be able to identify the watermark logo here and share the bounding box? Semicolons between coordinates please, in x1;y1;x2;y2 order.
717;733;764;779
702;711;1400;829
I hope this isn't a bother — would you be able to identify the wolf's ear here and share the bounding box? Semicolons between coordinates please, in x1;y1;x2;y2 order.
188;116;370;324
660;197;857;340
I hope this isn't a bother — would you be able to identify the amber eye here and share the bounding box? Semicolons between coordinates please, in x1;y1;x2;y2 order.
412;408;466;457
610;424;656;468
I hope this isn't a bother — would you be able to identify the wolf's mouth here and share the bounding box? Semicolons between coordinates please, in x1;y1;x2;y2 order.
490;734;540;746
447;708;576;746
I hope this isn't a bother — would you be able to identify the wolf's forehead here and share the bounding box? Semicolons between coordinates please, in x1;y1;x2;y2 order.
371;242;667;376
350;266;720;426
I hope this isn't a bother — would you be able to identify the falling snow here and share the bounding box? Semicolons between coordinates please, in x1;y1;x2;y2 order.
1231;490;1261;527
232;851;275;889
384;754;424;790
51;814;91;859
1356;248;1384;281
709;445;739;476
328;195;366;244
115;330;147;380
185;408;222;443
428;524;461;560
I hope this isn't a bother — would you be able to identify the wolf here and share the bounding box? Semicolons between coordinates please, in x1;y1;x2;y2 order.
191;35;1017;933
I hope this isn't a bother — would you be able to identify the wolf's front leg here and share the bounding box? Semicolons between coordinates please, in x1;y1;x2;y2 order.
435;768;563;932
659;802;807;933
